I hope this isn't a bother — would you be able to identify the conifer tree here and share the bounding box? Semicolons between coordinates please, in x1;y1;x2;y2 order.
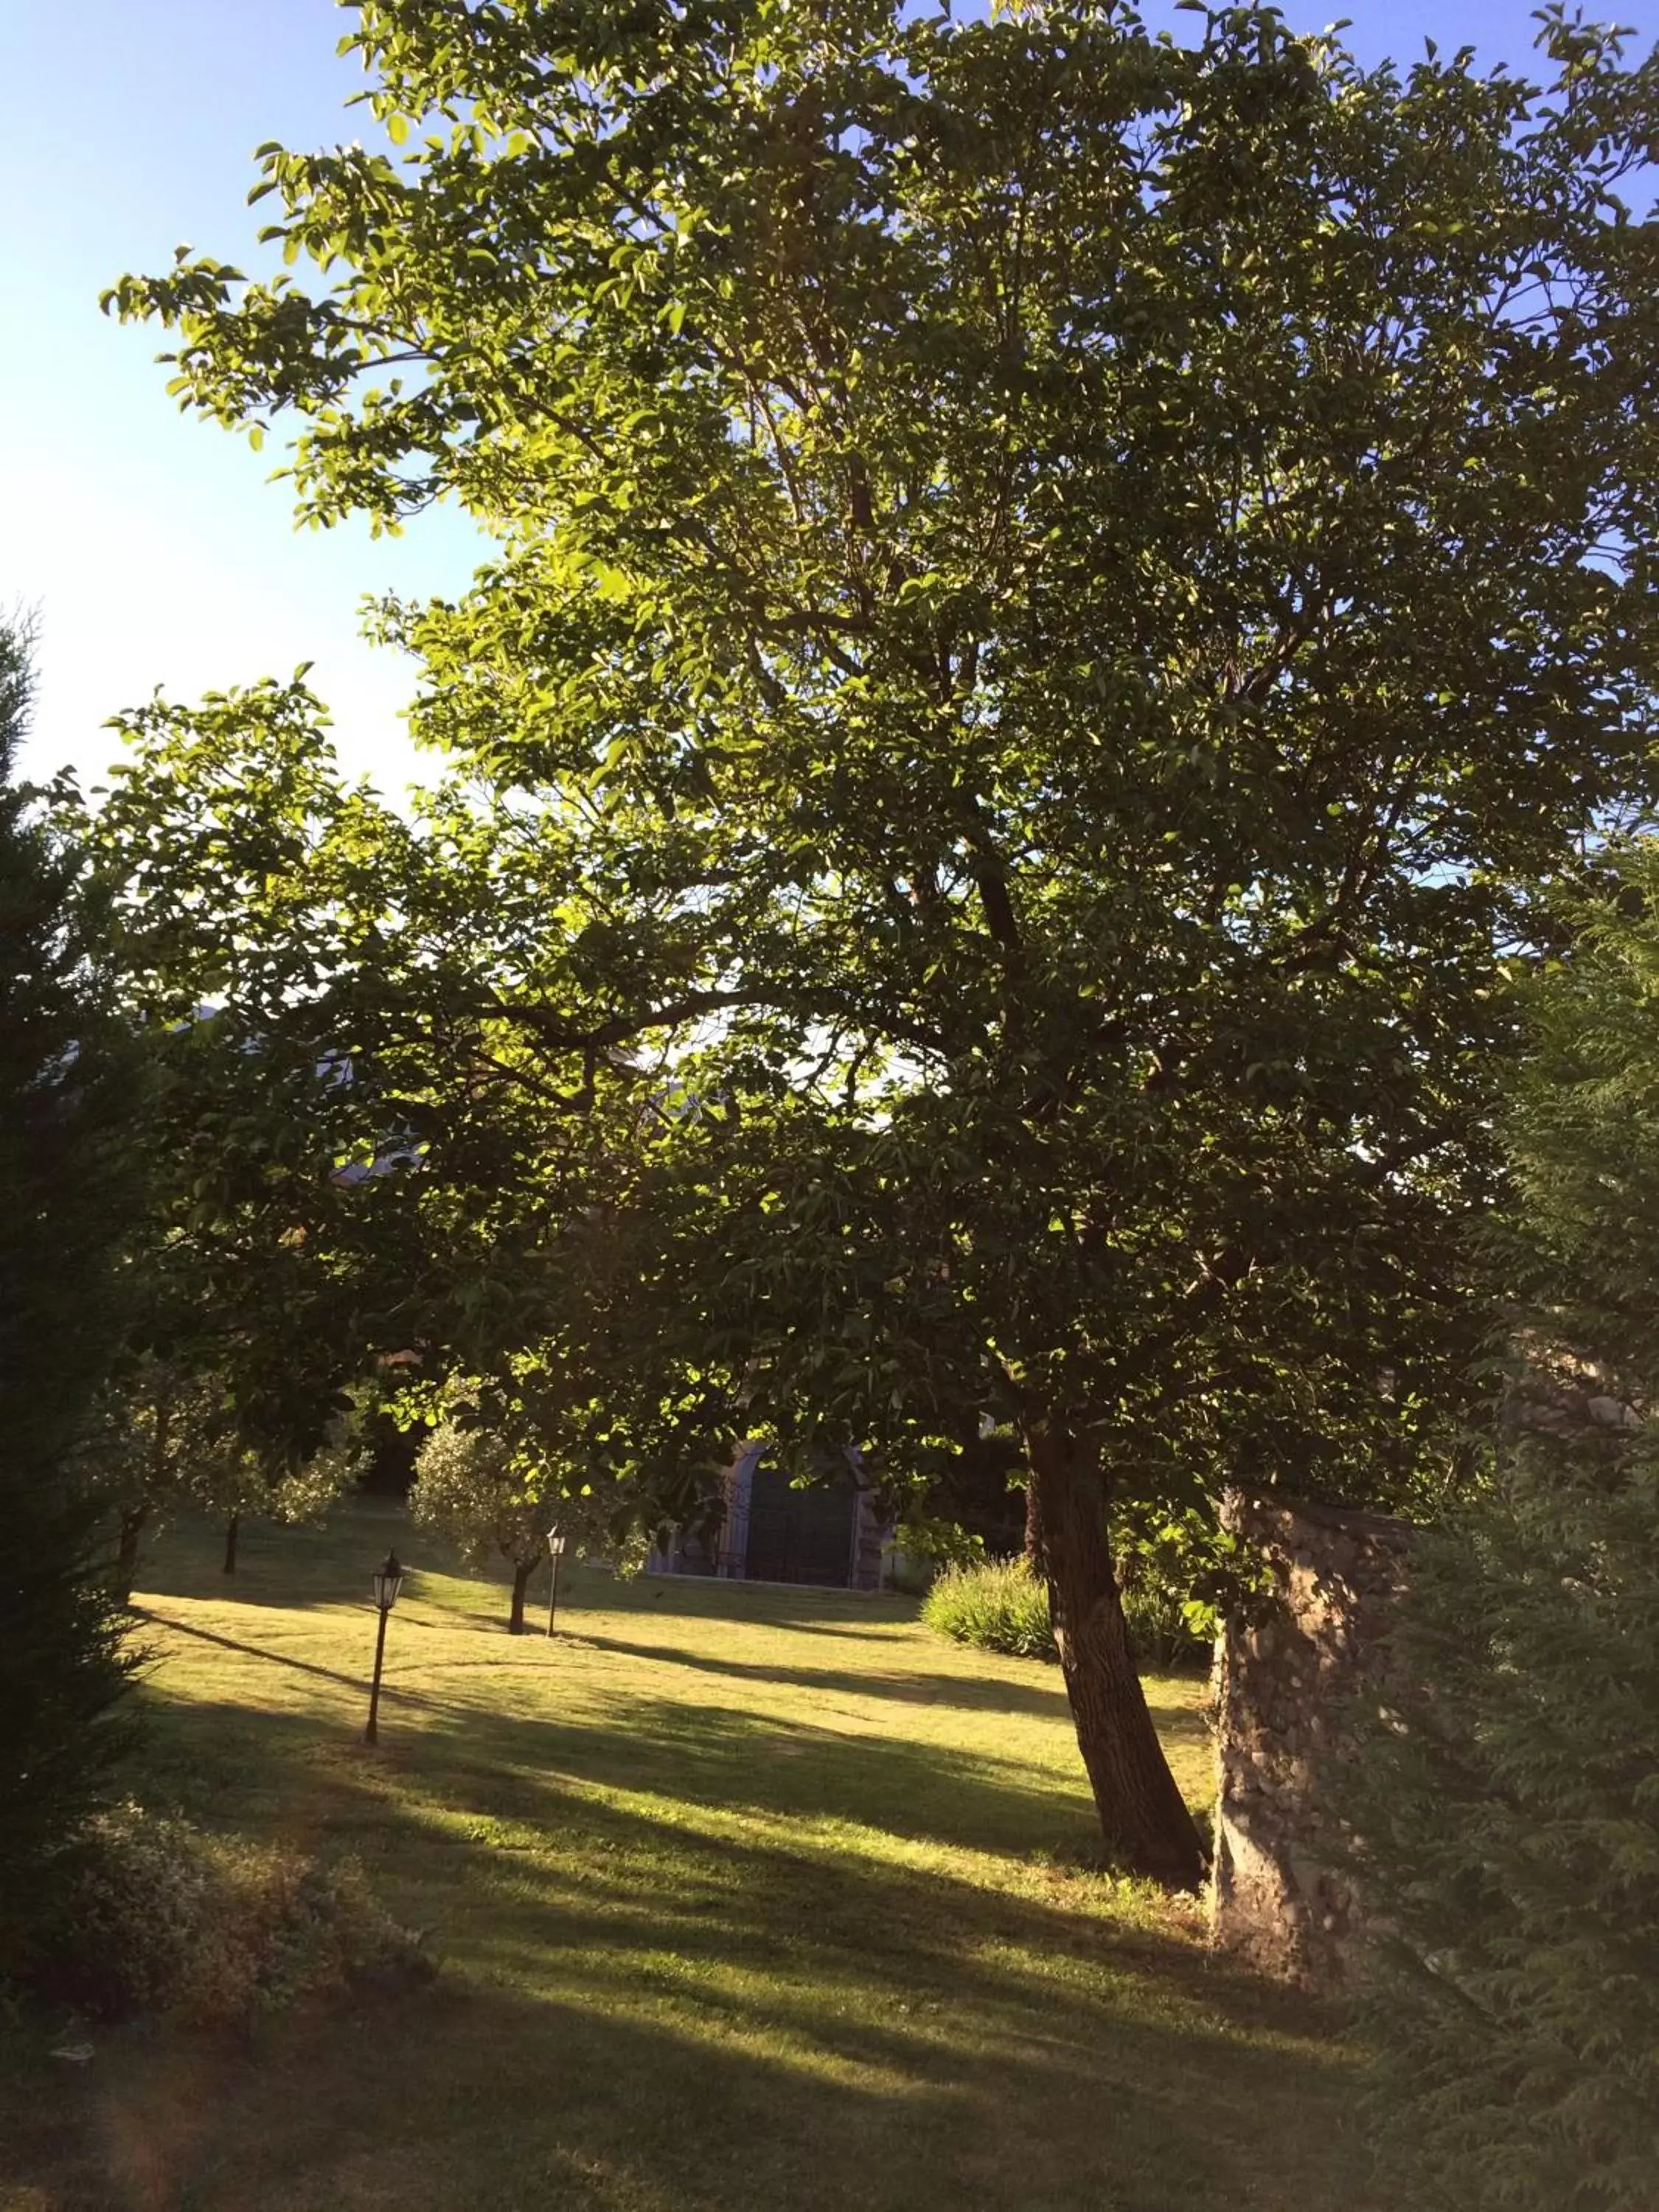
0;618;136;1961
1349;845;1659;2210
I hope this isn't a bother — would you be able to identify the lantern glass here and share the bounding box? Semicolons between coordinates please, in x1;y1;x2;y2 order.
547;1529;566;1559
371;1550;404;1610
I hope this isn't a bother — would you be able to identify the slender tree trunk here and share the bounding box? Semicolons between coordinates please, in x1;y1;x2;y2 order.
1025;1419;1208;1891
222;1512;241;1576
115;1505;150;1607
116;1377;174;1607
1023;1475;1043;1566
509;1559;535;1634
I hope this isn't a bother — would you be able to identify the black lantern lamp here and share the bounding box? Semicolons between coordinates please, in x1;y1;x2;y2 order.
364;1549;404;1745
546;1527;567;1638
371;1550;406;1613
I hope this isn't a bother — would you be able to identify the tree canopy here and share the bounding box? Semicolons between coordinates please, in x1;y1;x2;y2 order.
94;0;1659;1882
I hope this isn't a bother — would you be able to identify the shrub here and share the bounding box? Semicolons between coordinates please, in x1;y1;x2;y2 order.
922;1547;1214;1670
886;1512;985;1596
1116;1565;1211;1672
1111;1513;1227;1670
922;1557;1056;1660
27;1804;434;2028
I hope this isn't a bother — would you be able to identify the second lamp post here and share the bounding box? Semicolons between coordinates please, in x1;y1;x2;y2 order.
546;1527;566;1637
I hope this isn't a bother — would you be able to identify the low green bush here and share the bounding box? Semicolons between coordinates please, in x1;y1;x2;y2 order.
1117;1571;1210;1671
922;1557;1056;1660
27;1804;434;2028
886;1512;989;1598
1112;1526;1217;1669
922;1551;1212;1669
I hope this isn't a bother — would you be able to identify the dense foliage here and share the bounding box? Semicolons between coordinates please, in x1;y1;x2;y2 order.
924;1557;1057;1662
28;1803;432;2028
93;0;1659;1881
0;618;136;1966
411;1416;646;1629
1348;846;1659;2209
925;1547;1210;1669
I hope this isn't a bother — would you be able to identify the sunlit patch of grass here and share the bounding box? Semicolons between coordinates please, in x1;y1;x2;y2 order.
1;1502;1380;2212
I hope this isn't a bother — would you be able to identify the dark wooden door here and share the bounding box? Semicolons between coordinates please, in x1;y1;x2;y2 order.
744;1459;858;1585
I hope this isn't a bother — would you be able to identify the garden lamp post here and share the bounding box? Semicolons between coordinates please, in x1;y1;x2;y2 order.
364;1549;404;1746
546;1528;566;1638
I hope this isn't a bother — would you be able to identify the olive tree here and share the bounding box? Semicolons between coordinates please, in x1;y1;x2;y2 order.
410;1418;629;1632
80;1357;359;1599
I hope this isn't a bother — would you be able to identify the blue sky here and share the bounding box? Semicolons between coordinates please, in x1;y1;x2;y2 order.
1;0;485;796
3;0;1652;795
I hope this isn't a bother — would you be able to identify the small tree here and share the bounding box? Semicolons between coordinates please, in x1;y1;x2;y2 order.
411;1417;636;1632
202;1427;358;1578
1347;846;1659;2210
410;1422;545;1632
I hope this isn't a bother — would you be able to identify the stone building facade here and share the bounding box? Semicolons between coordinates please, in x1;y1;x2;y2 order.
647;1444;890;1590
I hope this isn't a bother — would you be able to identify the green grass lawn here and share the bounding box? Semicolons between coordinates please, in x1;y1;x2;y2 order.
1;1501;1378;2212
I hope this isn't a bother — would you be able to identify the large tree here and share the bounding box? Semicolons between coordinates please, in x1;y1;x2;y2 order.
99;0;1659;1884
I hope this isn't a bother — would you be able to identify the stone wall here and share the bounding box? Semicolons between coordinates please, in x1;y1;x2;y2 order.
1209;1492;1413;1991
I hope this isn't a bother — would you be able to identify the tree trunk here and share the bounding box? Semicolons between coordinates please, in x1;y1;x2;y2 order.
509;1559;535;1634
1023;1475;1043;1565
115;1505;150;1607
1026;1420;1208;1891
222;1512;240;1576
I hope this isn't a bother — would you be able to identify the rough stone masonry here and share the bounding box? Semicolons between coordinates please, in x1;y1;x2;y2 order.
1208;1492;1414;1991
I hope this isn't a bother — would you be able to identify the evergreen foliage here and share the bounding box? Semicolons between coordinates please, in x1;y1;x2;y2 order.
0;618;136;1962
1348;846;1659;2209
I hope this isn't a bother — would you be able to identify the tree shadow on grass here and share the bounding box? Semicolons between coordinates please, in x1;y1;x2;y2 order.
125;1662;1104;1874
133;1509;925;1644
5;1972;1374;2212
129;1596;1203;1868
615;1576;920;1633
131;1607;498;1727
550;1629;1077;1719
7;1692;1377;2212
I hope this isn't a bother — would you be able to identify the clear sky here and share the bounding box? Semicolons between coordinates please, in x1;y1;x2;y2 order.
3;0;1652;796
1;0;487;797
